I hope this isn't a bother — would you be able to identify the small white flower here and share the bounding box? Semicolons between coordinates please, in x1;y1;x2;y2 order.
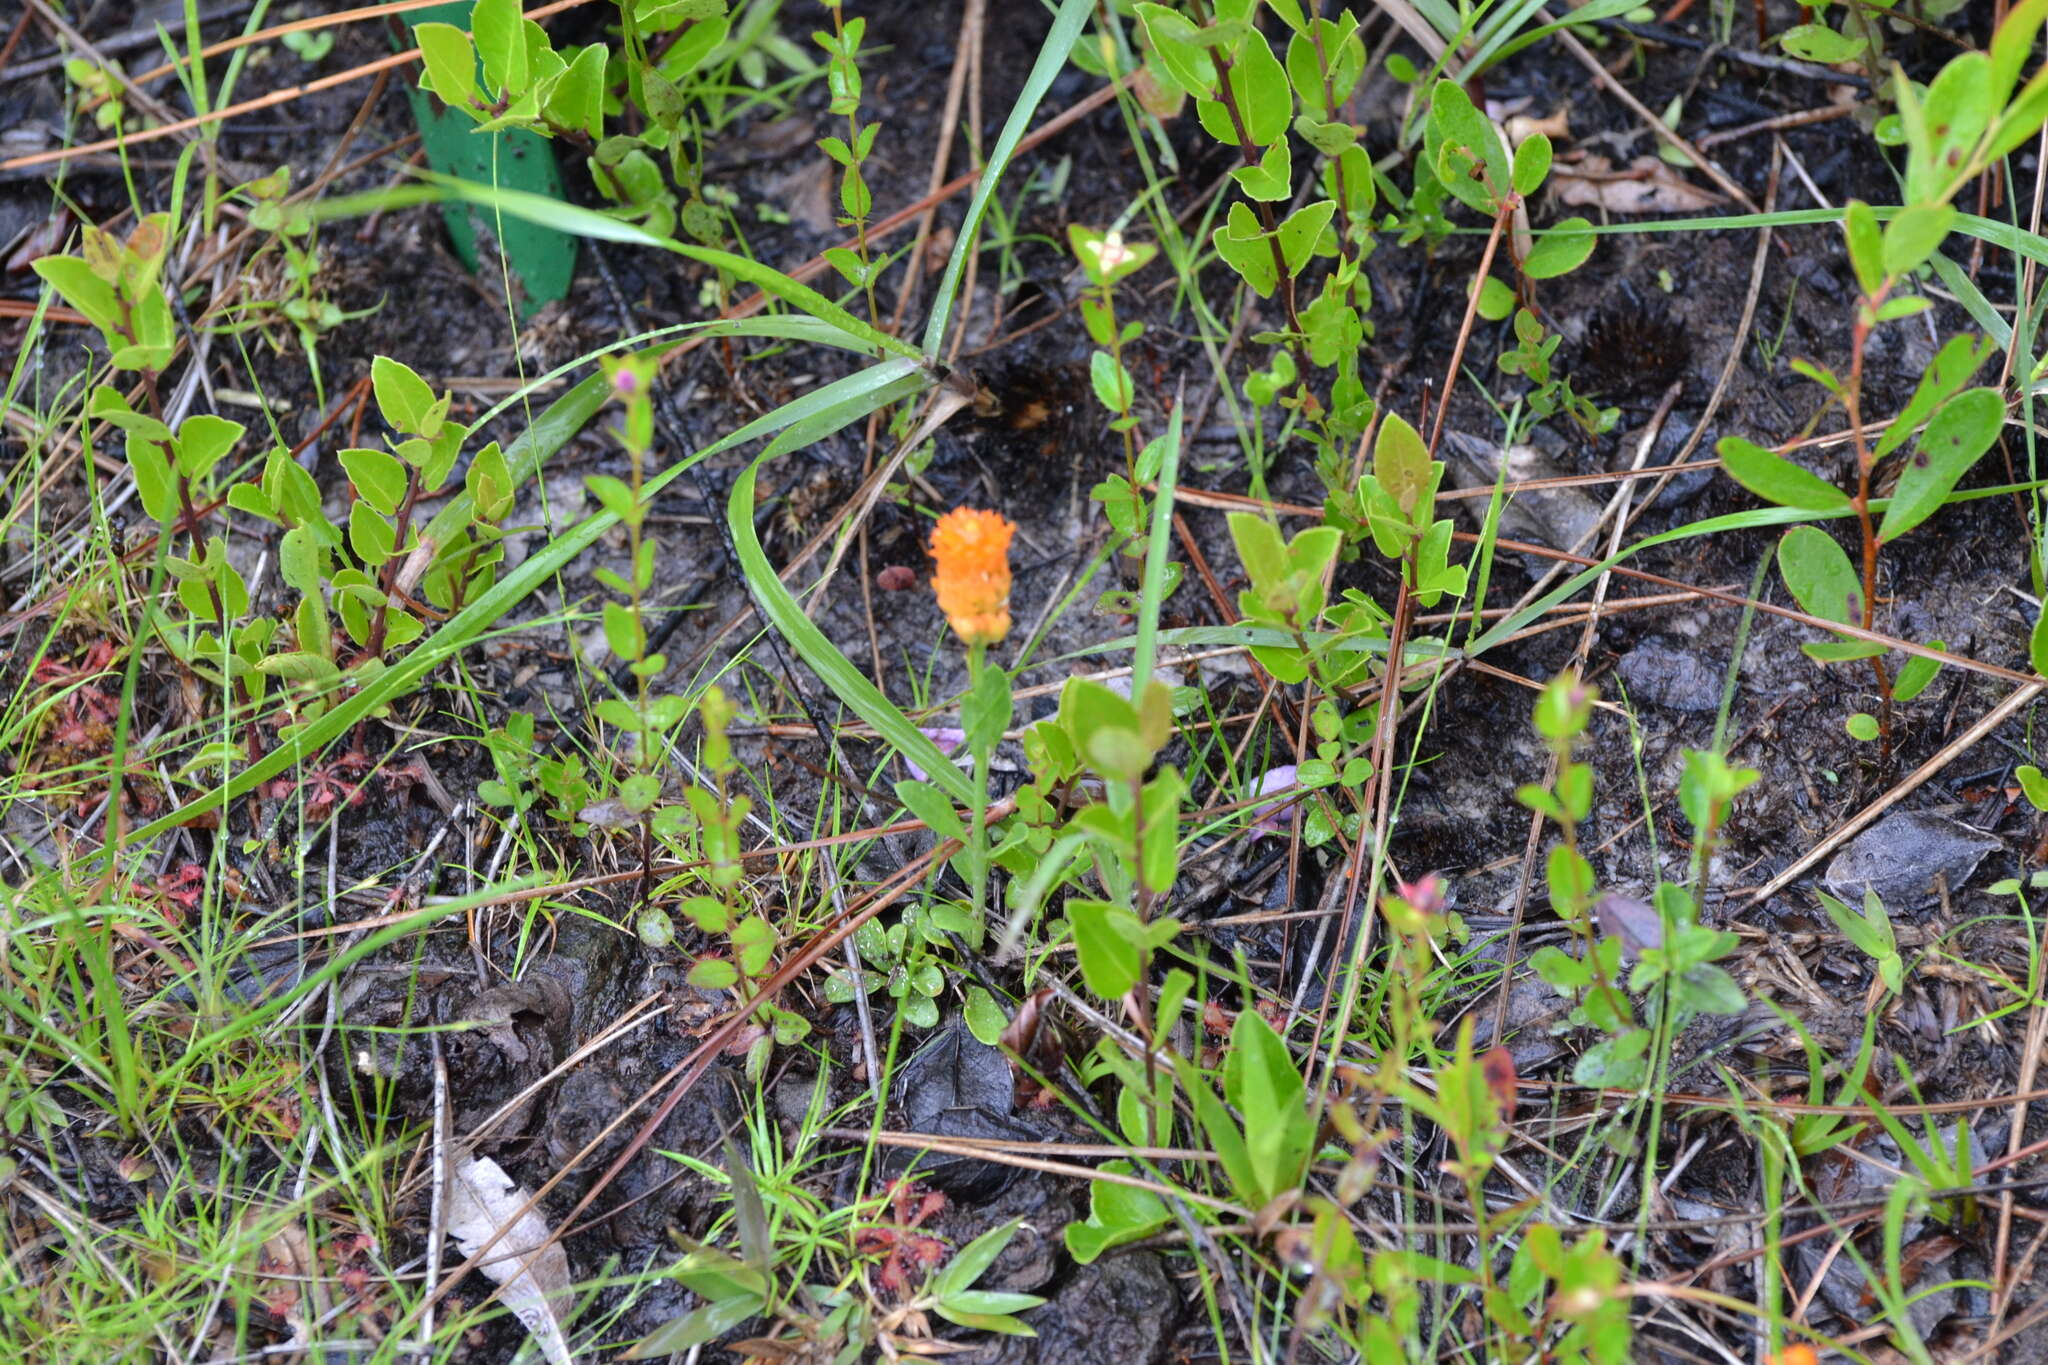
1086;229;1137;275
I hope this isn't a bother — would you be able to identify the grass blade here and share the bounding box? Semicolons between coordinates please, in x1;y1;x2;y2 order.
920;0;1096;357
1131;399;1184;689
727;416;979;808
308;172;920;362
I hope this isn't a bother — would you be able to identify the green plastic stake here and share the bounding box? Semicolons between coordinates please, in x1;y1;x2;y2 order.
398;2;576;317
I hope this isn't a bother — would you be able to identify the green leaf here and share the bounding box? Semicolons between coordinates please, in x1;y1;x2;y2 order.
1230;140;1293;201
1135;3;1217;100
1894;643;1944;702
603;600;645;662
1228;516;1287;604
1804;639;1887;663
1138;769;1184;894
1285;17;1364;119
1275;199;1336;273
1130;404;1183;693
1522;218;1594;279
1781;23;1865;66
1843;200;1885;297
414;22;481;115
1882;203;1957;277
687;957;739;990
1911;52;1993;204
1876;386;2005;543
934;1219;1024;1298
1090;349;1134;413
964;986;1006;1045
1511;132;1552;197
172;415;244;483
125;433;179;525
1546;843;1594;916
256;650;341;683
471;0;527;96
348;500;395;567
584;472;638;523
936;1290;1045;1316
1069;900;1143;999
895;779;965;843
1373;410;1433;518
1820;887;1896;960
1572;1028;1650;1087
1778;525;1862;627
1717;437;1850;511
1426;79;1511;217
1195;29;1290;146
2033;596;2048;676
962;663;1013;755
930;1306;1038;1336
278;525;323;597
1224;1007;1311;1203
656;12;728;74
1184;1058;1260;1206
371;355;440;437
1873;333;1992;459
32;255;123;338
341;448;408;516
1211;201;1279;296
1475;274;1515;321
542;43;604;139
1845;711;1881;741
1065;1161;1171;1263
1673;963;1747;1016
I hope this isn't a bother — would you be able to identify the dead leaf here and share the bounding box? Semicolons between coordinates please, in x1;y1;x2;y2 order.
1551;154;1723;214
447;1153;577;1365
1594;892;1663;958
240;1211;317;1350
1505;107;1571;147
766;158;837;235
1134;66;1184;119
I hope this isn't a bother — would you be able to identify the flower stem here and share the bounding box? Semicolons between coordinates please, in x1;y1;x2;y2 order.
966;639;990;951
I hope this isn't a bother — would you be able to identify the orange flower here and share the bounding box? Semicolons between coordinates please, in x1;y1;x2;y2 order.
929;507;1015;645
1768;1347;1819;1365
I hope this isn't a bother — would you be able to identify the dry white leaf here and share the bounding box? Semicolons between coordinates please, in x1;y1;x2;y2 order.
447;1153;577;1365
1551;155;1723;214
1504;108;1571;148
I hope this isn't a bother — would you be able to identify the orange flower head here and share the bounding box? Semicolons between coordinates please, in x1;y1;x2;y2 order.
1768;1348;1819;1365
929;508;1015;645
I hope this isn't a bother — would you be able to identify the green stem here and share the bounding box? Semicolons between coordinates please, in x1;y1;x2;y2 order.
967;640;991;951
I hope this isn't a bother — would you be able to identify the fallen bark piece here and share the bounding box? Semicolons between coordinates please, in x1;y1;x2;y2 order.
447;1152;577;1365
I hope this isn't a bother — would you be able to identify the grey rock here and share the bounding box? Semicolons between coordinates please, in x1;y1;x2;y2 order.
1822;810;2002;909
1616;637;1722;712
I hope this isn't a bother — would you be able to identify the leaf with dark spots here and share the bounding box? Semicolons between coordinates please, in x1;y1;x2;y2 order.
1778;525;1863;628
1878;385;2004;543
